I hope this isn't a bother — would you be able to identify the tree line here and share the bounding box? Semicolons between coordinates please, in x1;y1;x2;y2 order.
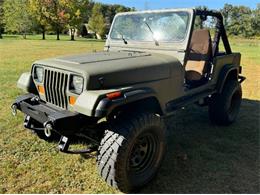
220;3;260;38
0;0;134;40
0;1;259;40
195;4;260;38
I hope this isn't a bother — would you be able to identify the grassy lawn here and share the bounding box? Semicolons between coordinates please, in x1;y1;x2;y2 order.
0;35;259;193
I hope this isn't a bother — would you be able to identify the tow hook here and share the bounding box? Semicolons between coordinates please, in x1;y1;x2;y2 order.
11;104;18;116
58;136;97;155
43;122;53;138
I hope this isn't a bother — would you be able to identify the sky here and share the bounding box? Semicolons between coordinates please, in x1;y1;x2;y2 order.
96;0;258;10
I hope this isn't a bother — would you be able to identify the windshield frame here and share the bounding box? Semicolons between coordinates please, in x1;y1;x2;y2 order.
108;9;192;45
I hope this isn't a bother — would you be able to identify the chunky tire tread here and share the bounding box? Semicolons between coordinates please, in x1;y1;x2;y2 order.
97;112;166;192
209;80;242;125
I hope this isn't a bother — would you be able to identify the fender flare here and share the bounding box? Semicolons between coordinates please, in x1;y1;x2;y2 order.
216;64;241;93
17;72;38;94
94;88;157;117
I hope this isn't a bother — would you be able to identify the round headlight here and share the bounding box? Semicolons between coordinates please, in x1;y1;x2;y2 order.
71;75;83;94
34;66;44;83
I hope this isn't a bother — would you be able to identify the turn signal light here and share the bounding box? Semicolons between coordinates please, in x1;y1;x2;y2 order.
106;91;122;100
69;96;77;105
38;85;45;94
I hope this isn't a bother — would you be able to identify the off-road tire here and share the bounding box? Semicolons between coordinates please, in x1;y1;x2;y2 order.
97;112;166;192
209;80;242;125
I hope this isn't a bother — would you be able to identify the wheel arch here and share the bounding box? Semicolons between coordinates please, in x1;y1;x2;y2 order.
108;96;163;118
94;88;163;118
217;64;240;93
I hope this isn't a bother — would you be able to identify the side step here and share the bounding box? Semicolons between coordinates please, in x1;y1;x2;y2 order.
166;88;216;114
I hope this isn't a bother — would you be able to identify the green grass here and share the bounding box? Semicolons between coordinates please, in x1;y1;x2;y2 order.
0;35;259;193
229;38;260;67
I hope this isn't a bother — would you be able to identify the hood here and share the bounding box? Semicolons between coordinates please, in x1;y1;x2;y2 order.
35;51;180;90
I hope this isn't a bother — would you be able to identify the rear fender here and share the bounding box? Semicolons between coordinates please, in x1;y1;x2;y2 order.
217;65;244;93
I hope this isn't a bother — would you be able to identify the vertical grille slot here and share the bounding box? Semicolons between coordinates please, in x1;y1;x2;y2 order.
44;69;68;109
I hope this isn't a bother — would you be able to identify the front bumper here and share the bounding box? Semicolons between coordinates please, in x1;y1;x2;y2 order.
12;94;87;136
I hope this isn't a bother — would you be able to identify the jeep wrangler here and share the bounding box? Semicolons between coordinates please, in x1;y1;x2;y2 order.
12;9;245;192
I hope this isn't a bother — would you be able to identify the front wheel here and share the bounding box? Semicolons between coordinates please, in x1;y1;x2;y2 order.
97;112;166;192
209;80;242;125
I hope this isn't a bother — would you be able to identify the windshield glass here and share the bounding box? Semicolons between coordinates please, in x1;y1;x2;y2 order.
110;11;190;43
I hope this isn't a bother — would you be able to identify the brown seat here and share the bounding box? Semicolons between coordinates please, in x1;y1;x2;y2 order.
185;29;212;84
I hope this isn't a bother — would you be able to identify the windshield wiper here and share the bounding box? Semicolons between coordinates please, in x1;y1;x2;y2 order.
121;35;128;44
116;30;128;44
144;21;159;46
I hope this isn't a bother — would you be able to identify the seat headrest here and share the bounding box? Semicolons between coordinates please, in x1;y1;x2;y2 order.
190;29;211;55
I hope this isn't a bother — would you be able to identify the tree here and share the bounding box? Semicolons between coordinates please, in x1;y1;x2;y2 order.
252;3;260;37
221;3;233;28
228;6;254;37
60;0;90;41
221;4;257;38
28;0;49;40
3;0;32;39
0;0;4;39
41;0;67;40
103;4;133;24
88;3;106;39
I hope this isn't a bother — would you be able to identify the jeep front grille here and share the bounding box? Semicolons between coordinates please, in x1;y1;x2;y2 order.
44;69;68;109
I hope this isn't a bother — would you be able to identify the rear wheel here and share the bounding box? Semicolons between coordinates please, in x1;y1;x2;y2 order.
97;112;166;192
209;80;242;125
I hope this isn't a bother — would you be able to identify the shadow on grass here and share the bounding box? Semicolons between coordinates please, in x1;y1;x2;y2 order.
141;98;260;194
